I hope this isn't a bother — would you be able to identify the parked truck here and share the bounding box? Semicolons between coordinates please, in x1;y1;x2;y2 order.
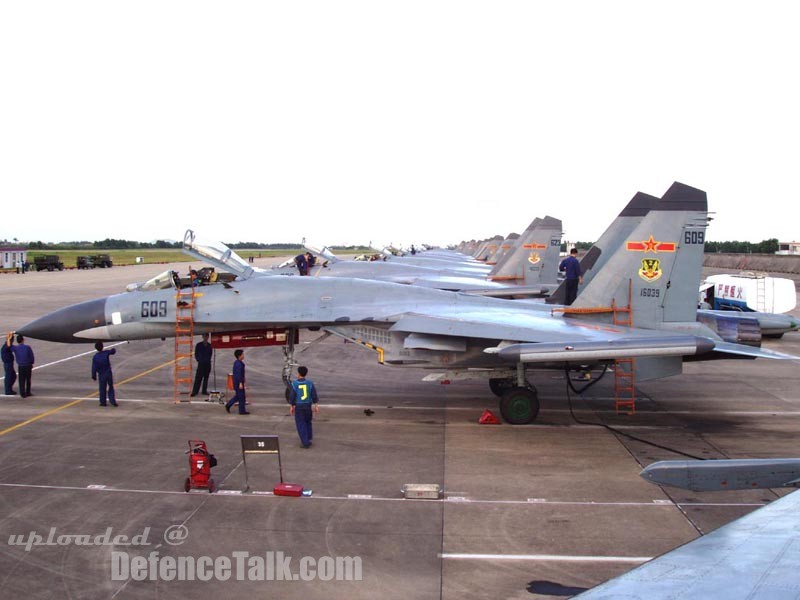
33;255;64;271
92;254;113;268
76;254;113;269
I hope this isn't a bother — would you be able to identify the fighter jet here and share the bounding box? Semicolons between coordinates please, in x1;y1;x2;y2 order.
186;218;563;297
285;216;563;296
17;182;797;424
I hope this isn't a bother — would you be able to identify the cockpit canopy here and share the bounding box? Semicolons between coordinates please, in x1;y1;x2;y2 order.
126;269;178;292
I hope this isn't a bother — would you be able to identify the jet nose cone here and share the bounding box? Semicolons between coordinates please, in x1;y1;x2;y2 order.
17;298;107;343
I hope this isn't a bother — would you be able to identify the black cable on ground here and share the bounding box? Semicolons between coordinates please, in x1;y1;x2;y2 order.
563;364;706;461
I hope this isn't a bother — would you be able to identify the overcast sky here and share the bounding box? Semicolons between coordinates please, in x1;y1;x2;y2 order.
2;1;798;248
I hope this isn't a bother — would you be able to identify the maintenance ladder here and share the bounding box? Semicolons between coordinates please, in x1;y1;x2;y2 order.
611;297;636;415
552;280;636;415
174;283;196;403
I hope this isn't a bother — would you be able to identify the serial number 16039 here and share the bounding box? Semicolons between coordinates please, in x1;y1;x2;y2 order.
640;288;660;298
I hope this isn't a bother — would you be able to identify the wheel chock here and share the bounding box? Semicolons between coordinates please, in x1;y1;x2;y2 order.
478;409;501;425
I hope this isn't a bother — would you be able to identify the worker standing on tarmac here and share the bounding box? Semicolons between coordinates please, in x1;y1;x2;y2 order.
2;332;17;396
289;366;319;448
190;333;213;397
12;334;34;398
91;342;118;407
225;349;249;415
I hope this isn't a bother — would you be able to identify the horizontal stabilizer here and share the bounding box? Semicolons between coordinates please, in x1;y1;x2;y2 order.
712;341;799;360
485;336;715;363
641;459;800;491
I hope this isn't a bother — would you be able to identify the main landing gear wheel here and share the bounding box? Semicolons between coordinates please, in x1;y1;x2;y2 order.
499;387;539;424
489;377;516;397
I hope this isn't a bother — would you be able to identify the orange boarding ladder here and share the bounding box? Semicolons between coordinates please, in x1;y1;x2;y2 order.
174;281;197;403
612;280;635;415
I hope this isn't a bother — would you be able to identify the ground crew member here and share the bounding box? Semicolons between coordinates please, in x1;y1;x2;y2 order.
559;247;582;305
294;253;308;276
91;342;118;407
225;349;249;414
306;252;316;271
190;333;213;397
11;334;34;398
2;332;17;396
289;366;319;448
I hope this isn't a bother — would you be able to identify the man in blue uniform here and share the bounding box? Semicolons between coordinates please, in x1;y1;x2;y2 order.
225;349;249;415
92;342;117;406
190;333;213;397
294;253;308;276
558;247;583;305
11;334;34;398
2;332;17;396
289;366;319;448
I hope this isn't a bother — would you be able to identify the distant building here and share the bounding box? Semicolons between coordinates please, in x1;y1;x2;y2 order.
776;241;800;255
1;246;27;269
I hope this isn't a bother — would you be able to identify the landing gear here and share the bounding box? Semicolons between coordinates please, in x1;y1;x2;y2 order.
489;377;515;397
282;328;297;403
494;361;538;424
499;387;539;424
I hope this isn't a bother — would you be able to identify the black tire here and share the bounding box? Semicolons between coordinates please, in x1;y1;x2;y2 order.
184;477;191;492
499;387;539;424
208;479;216;494
285;386;293;404
764;333;785;339
489;377;515;397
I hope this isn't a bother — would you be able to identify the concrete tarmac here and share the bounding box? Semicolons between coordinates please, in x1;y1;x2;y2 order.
1;261;798;599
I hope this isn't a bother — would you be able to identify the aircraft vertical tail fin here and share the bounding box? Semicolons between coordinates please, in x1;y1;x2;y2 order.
524;217;563;288
485;217;563;292
489;218;540;277
571;182;709;329
547;192;658;305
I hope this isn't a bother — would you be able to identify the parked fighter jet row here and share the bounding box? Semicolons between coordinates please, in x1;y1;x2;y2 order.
17;182;799;424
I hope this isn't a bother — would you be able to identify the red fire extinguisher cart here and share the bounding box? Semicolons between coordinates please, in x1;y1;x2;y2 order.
184;440;216;493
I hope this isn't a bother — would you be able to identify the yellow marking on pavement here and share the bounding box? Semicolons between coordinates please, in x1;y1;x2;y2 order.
0;359;176;437
0;399;85;437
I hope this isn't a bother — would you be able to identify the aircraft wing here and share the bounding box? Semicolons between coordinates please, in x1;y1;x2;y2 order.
574;489;800;599
575;459;800;598
382;311;717;361
381;306;796;363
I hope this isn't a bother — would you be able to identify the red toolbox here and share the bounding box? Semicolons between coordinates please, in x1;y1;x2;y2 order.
274;483;304;497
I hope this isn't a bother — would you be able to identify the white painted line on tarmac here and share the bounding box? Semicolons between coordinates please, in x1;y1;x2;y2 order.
32;341;128;371
0;482;767;509
1;342;129;382
440;553;652;563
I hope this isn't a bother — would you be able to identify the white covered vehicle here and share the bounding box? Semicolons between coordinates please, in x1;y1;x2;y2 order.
700;272;797;313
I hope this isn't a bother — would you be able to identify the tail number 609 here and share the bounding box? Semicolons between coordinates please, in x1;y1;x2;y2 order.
141;300;168;318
